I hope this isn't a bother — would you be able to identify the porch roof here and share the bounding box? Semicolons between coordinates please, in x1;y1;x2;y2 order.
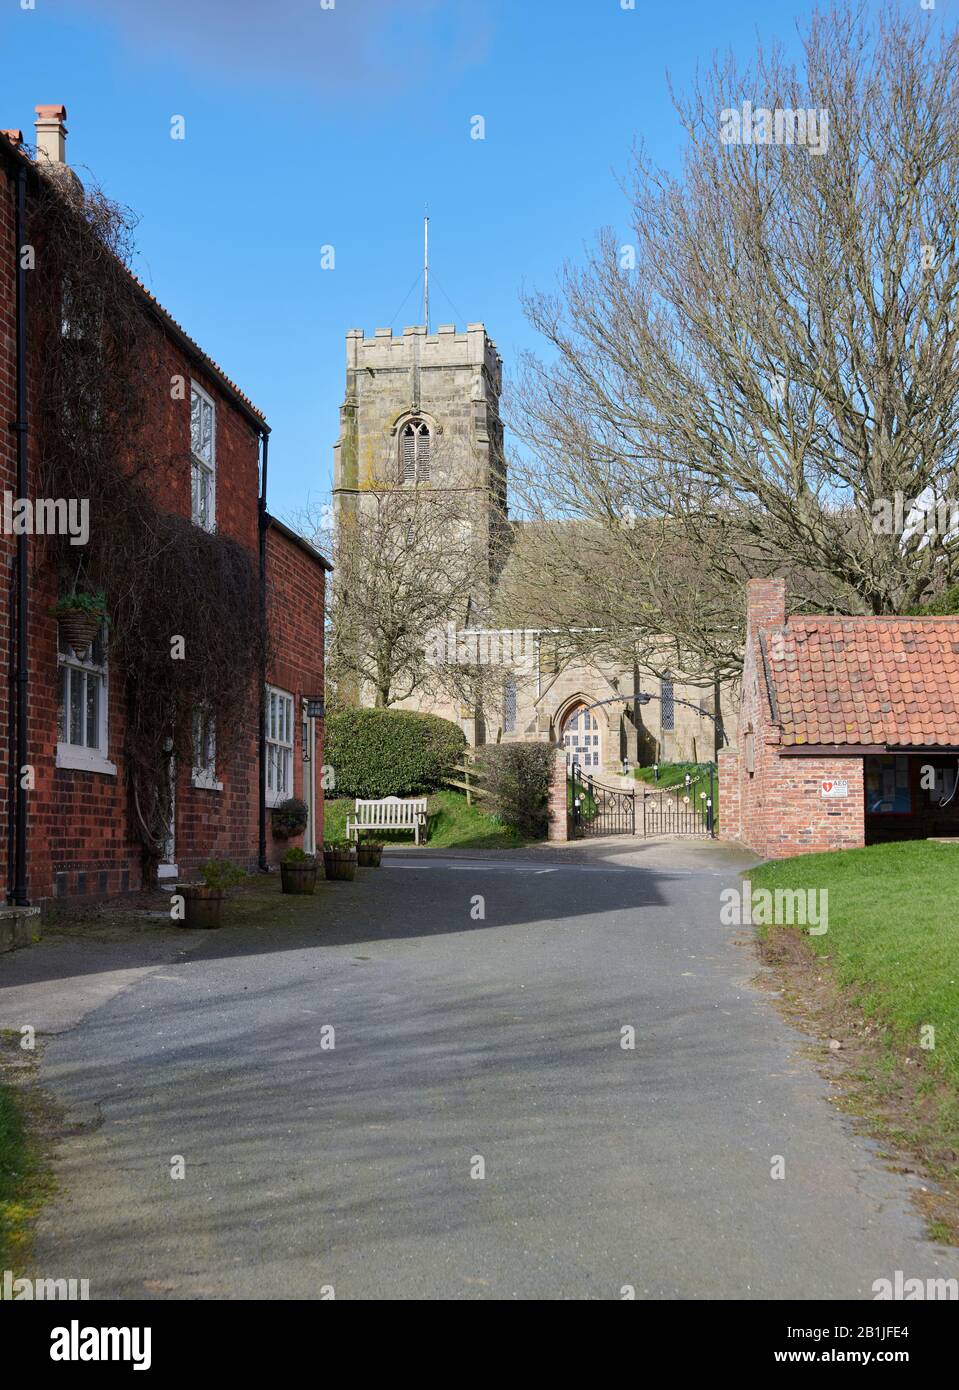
762;615;959;748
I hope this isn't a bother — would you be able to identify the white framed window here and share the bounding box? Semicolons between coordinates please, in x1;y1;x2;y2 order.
56;625;116;775
400;419;431;484
265;685;294;805
192;708;222;791
190;381;216;531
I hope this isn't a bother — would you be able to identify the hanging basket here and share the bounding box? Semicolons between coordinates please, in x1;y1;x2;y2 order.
57;608;102;660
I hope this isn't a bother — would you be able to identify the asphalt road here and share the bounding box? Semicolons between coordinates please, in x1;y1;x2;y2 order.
9;838;959;1300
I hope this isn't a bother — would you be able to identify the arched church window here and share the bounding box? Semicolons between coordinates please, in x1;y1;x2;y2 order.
400;419;431;484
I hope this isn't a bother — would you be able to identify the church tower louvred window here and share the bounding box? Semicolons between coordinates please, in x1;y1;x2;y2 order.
401;419;431;483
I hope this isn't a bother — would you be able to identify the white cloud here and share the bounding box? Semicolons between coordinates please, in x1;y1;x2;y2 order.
66;0;493;91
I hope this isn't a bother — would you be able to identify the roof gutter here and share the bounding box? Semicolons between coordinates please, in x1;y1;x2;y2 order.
264;513;333;571
779;744;959;756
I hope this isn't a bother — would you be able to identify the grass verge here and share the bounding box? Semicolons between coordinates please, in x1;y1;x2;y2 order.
0;1034;57;1275
751;840;959;1242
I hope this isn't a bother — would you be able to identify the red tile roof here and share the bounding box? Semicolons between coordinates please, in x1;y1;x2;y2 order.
763;616;959;748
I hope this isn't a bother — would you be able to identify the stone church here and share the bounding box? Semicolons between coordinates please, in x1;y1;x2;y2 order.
332;321;737;773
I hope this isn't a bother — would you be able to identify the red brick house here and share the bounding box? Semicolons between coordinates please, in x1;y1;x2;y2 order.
1;106;329;905
720;579;959;858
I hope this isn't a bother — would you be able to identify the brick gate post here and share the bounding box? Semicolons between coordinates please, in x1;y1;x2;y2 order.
547;745;569;842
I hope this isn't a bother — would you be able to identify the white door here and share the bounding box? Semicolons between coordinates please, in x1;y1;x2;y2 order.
562;706;602;771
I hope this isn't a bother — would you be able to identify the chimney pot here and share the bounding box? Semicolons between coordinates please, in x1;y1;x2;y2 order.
34;104;68;165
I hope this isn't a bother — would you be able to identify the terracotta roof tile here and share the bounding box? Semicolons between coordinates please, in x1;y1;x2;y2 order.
764;617;959;748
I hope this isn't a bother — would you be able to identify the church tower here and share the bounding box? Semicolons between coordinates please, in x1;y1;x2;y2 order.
332;321;506;608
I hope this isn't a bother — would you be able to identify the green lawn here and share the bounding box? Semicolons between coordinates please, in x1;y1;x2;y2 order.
751;841;959;1089
323;789;529;850
634;760;719;830
633;759;715;791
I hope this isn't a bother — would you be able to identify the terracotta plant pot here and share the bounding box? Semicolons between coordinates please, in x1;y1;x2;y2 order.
322;849;356;882
280;861;318;895
177;884;224;929
356;843;383;867
57;609;103;661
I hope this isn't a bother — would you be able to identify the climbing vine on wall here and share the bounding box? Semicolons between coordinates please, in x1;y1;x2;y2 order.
30;165;266;881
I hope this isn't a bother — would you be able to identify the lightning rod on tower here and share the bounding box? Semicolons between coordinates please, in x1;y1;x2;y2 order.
424;210;430;332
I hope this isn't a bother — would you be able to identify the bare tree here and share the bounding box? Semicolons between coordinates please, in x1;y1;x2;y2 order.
512;2;959;675
297;488;488;709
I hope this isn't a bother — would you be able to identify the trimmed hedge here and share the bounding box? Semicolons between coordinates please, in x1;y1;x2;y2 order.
479;742;554;839
325;707;465;799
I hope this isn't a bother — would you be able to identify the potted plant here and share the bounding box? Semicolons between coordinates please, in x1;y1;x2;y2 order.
271;796;308;840
280;846;319;894
52;588;108;660
356;839;384;868
322;839;357;882
177;858;246;929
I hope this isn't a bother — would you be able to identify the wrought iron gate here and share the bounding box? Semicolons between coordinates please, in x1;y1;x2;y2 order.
569;771;635;837
570;765;715;839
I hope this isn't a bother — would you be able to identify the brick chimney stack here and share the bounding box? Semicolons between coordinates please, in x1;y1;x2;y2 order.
745;577;786;632
34;104;68;166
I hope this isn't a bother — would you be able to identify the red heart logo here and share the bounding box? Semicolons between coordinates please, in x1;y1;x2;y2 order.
822;781;833;793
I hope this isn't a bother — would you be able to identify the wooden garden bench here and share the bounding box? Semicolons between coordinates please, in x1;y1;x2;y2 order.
346;796;428;845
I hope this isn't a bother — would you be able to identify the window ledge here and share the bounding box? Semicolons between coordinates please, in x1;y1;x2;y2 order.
56;745;117;777
192;774;224;792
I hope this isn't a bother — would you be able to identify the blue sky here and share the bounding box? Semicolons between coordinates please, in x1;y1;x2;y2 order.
0;0;924;519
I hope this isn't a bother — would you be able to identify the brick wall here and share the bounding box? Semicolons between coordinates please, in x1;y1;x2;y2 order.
265;523;326;862
720;578;866;859
0;157;20;898
1;149;326;903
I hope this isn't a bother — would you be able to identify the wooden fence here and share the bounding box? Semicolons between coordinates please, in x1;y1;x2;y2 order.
441;752;489;806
